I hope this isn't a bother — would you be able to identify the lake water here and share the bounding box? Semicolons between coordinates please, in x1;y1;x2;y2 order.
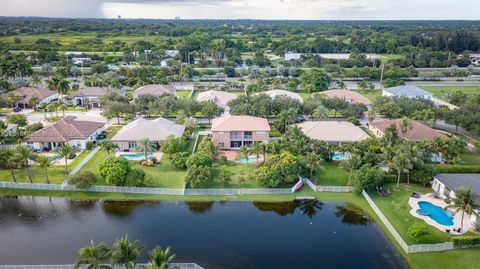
0;196;407;269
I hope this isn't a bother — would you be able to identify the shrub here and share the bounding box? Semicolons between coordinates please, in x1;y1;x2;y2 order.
218;169;232;184
431;164;480;174
219;156;228;165
7;114;27;126
185;165;213;188
151;156;159;164
25;123;43;135
348;165;385;193
171;152;190;169
85;141;94;150
99;157;131;186
452;236;480;248
124;168;146;187
347;117;360;126
407;223;429;241
186;152;214;168
69;171;97;189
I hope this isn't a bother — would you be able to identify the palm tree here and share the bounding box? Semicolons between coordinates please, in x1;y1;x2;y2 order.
367;110;376;122
257;142;269;162
0;149;17;182
145;246;176;269
390;152;410;189
304;152;323;179
112;235;143;269
56;144;75;175
312;105;329;120
444;187;479;231
74;240;112;269
239;145;251;164
6;91;18;108
399;117;412;133
16;146;35;183
31;74;42;87
28;96;40;111
36;155;53;184
136;138;156;162
268;139;283;155
252;143;263;165
100;141;117;157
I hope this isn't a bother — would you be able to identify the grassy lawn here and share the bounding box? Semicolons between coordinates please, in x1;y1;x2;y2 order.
176;90;192;99
357;89;382;102
369;183;475;245
419;86;480;100
298;90;310;101
133;158;186;188
460;152;480;165
312;161;349;186
0;149;91;184
205;160;262;188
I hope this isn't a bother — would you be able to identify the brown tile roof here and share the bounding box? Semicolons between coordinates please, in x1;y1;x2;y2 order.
27;116;105;142
320;90;372;105
211;115;270;132
133;84;176;97
370;119;447;141
15;87;56;103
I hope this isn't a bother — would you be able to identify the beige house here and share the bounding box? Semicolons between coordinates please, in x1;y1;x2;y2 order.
320;90;372;106
258;90;303;103
111;117;185;151
369;119;447;141
211;115;270;149
14;87;58;108
26;116;105;151
196;90;238;107
296;121;370;144
132;84;176;99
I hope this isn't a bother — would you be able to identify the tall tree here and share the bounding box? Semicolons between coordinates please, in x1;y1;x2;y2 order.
136;138;156;162
112;235;143;269
16;146;35;183
444;188;479;231
36;155;53;184
56;144;75;175
145;246;176;269
74;240;112;269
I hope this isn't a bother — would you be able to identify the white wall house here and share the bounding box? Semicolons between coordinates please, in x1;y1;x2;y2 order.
382;85;433;101
432;174;480;226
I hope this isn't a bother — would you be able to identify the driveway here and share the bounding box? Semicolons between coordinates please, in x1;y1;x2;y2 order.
0;109;110;125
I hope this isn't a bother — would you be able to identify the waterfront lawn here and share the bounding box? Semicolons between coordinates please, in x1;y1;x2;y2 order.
369;183;475;245
0;149;92;184
312;162;349;186
419;86;480;100
133;159;186;188
357;89;382;102
205;160;262;188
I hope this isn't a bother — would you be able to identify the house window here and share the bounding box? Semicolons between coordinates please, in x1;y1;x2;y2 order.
444;187;451;197
217;132;224;137
76;141;82;147
231;141;242;148
255;131;266;137
218;142;224;148
128;141;137;149
231;131;242;139
244;131;252;139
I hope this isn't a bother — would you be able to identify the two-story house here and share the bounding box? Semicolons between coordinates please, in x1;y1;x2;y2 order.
211;115;270;150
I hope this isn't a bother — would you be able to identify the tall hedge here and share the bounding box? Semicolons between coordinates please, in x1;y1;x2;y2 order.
452;236;480;248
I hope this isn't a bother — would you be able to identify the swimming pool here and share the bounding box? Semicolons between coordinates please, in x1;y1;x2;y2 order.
236;155;263;164
331;152;349;161
430;154;443;163
417;201;454;226
119;153;153;161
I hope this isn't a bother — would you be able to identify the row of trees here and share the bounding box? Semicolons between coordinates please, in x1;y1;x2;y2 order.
75;236;175;269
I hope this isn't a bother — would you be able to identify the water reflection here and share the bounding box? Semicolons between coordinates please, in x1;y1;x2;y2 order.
335;204;372;226
253;201;298;216
298;199;323;220
102;200;159;216
184;202;214;214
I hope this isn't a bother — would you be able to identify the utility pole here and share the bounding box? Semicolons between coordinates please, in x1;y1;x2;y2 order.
380;64;385;86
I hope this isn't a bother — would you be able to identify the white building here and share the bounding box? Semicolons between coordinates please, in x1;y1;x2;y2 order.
382;85;433;100
432;174;480;226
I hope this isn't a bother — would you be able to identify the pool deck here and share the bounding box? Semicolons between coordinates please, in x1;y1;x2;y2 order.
408;193;473;234
115;151;163;161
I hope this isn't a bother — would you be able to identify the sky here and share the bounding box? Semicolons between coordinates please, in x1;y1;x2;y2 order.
1;0;479;20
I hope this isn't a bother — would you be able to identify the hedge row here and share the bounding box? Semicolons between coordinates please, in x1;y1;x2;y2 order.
452;236;480;248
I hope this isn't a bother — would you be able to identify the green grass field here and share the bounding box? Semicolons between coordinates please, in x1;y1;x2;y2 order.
176;90;192;99
312;161;349;186
357;89;382;102
206;160;262;188
419;86;480;100
460;152;480;165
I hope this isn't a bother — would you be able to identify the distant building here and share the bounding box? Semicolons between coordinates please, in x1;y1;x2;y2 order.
382;85;433;100
320;89;372;106
164;50;180;58
69;87;126;108
258;90;303;103
14;87;58;108
284;52;302;61
296;121;370;144
369;119;447;141
211;115;270;150
72;57;91;65
470;54;480;65
197;90;238;107
132;84;177;99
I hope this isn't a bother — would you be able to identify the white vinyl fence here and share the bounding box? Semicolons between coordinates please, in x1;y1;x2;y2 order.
362;190;454;253
301;178;353;193
0;263;204;269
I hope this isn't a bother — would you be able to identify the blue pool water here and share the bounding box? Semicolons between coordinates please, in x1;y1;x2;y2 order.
417;201;454;226
331;152;349;161
119;153;153;161
430;154;443;163
236;155;263;163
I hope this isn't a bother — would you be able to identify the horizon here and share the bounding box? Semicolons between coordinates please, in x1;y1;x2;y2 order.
1;0;480;20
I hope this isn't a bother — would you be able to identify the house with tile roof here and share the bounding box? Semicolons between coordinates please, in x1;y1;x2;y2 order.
14;87;58;108
132;84;176;99
369;119;447;141
296;121;370;144
211;115;270;149
111;117;185;151
70;87;126;108
320;89;372;106
258;90;303;103
26;116;105;151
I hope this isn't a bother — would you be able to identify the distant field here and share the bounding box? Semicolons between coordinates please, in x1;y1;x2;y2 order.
357;89;382;102
419;86;480;99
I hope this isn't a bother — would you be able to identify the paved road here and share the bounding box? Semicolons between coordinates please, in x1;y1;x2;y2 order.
434;120;480;140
